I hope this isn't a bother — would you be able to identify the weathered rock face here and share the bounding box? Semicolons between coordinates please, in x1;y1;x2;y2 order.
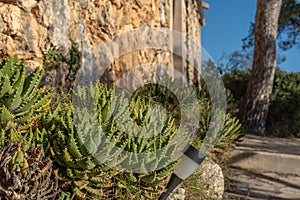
0;0;71;69
0;0;202;90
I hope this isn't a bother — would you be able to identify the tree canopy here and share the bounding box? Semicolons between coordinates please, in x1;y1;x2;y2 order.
242;0;300;51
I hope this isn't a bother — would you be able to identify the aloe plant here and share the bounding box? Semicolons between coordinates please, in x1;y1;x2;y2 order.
212;114;242;154
0;56;52;131
48;103;123;199
48;82;184;199
0;128;51;158
0;141;59;199
57;191;73;200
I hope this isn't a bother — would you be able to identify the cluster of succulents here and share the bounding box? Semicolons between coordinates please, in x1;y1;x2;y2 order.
0;55;52;132
0;56;242;200
47;82;183;199
0;56;59;199
0;56;181;199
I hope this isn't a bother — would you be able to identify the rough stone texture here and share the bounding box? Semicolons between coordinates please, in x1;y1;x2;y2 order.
0;0;71;69
0;0;202;90
200;158;225;199
184;157;224;200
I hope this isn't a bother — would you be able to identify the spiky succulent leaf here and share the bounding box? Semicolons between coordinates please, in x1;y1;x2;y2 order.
48;103;124;199
0;56;52;133
57;192;72;200
0;105;14;122
48;82;182;199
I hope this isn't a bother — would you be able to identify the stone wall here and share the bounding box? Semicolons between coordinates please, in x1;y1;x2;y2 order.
0;0;203;90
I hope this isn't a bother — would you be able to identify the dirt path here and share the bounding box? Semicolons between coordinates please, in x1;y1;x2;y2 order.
223;135;300;200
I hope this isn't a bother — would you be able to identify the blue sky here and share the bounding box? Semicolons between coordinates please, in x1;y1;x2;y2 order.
201;0;300;72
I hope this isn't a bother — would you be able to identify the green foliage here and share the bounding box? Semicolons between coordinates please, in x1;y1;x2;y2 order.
193;82;212;140
0;142;59;199
242;0;300;51
223;69;300;137
183;84;242;200
43;50;63;69
184;115;242;199
130;82;181;120
0;127;52;157
0;56;54;198
48;103;123;199
42;41;81;93
278;0;300;50
0;55;52;131
57;192;72;200
0;55;244;199
222;70;251;118
192;81;242;157
268;70;300;137
48;82;180;199
211;114;242;157
69;40;81;70
43;41;80;71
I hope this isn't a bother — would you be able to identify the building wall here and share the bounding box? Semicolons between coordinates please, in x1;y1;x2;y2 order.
0;0;203;89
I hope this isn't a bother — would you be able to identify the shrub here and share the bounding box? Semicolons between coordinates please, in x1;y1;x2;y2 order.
223;69;300;137
268;70;300;137
0;56;53;154
222;69;250;118
41;41;81;93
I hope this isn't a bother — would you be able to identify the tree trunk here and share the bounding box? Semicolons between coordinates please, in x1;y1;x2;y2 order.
243;0;282;132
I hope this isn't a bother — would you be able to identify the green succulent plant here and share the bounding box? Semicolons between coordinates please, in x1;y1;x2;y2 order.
57;191;73;200
0;55;52;131
48;103;122;199
0;126;52;157
0;141;59;200
113;96;182;199
213;114;242;153
48;82;186;199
